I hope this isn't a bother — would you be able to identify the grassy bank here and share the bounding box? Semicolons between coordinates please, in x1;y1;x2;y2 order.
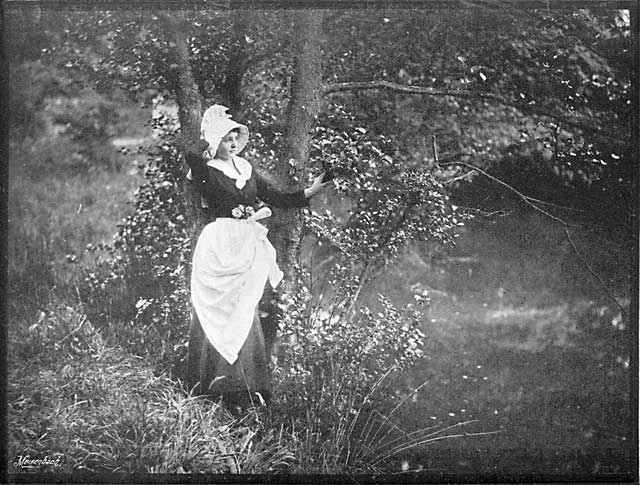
8;300;294;474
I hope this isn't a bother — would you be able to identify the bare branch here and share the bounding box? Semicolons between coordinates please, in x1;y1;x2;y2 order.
440;161;573;226
524;195;587;213
440;160;626;313
431;134;439;164
436;151;585;212
322;80;626;142
562;226;626;316
456;206;514;218
443;171;476;185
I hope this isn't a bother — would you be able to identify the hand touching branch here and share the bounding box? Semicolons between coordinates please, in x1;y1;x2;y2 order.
304;172;331;198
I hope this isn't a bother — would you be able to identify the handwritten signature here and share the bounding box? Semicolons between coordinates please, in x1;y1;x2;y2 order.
13;455;63;470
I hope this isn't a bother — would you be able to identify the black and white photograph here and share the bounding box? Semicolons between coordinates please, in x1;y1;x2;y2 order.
4;1;638;482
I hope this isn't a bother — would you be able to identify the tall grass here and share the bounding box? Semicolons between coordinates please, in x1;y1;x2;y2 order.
269;348;490;474
8;139;143;305
8;299;294;474
260;268;489;473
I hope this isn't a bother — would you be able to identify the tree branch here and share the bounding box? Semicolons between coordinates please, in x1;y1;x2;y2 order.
443;170;476;185
440;160;626;314
440;161;574;226
562;225;625;316
322;80;626;142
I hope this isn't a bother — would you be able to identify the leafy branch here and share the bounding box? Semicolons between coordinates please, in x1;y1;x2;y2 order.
322;80;626;142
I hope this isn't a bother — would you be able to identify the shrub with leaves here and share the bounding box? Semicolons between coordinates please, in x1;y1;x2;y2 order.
308;106;460;278
269;263;429;472
81;121;191;368
78;102;459;471
264;106;459;472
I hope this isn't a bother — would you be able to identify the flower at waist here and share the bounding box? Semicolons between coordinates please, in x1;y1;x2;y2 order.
231;204;256;219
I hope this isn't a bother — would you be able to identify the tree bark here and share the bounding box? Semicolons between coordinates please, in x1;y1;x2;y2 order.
270;10;324;293
221;10;250;116
164;14;206;242
172;27;202;144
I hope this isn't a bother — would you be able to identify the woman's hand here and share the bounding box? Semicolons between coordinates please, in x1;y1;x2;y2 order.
185;139;210;168
304;172;331;198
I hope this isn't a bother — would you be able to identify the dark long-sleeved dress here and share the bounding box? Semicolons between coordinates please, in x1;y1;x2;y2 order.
186;150;308;407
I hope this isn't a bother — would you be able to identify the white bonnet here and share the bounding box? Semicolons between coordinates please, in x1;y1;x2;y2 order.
200;104;249;157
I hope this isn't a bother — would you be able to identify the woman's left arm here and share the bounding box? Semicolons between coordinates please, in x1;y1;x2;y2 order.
255;172;308;208
255;172;328;209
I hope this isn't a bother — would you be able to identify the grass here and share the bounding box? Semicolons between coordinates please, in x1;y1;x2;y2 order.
8;139;144;305
267;365;492;474
8;300;295;474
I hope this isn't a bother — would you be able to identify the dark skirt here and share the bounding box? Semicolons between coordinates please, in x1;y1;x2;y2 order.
186;307;272;409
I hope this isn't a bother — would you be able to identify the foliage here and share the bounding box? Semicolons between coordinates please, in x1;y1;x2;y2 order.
81;123;191;369
9;61;70;141
46;92;130;171
9;60;147;174
14;7;634;200
22;7;635;225
270;263;428;472
321;9;633;218
40;10;294;110
306;104;462;283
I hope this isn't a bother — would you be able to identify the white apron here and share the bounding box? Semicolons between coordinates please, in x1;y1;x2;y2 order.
191;216;283;364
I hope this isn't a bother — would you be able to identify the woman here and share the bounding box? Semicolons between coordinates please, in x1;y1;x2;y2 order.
184;105;326;408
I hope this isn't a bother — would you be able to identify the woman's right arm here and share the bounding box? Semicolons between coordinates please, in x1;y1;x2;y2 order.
185;140;215;201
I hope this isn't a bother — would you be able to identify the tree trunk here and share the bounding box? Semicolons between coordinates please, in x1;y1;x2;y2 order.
221;10;250;116
173;29;202;144
164;14;206;242
270;10;324;293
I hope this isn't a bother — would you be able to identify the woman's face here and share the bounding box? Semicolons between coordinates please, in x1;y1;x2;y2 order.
216;130;240;160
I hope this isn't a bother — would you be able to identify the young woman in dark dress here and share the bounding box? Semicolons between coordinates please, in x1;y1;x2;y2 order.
184;105;326;408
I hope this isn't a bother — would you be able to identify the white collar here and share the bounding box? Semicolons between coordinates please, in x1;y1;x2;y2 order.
207;156;253;189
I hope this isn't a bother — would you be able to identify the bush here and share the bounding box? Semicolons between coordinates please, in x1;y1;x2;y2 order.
81;125;191;369
10;60;145;174
256;109;461;472
270;265;428;473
